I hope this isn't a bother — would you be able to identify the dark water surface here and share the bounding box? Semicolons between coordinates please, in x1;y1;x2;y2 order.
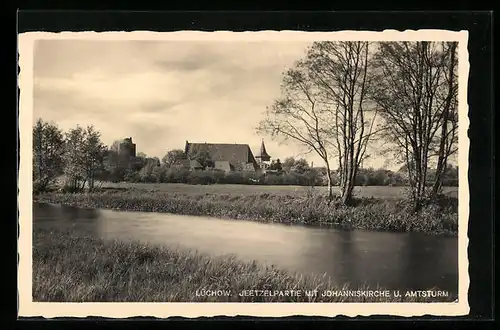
33;202;458;292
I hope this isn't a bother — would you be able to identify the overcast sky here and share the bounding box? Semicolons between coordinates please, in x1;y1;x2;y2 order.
33;39;392;169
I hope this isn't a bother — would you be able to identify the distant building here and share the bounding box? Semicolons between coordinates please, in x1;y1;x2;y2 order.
117;137;137;158
105;137;141;171
183;141;259;172
255;139;272;173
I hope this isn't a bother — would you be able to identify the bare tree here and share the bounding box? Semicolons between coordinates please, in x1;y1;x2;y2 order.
136;152;147;159
81;125;107;191
186;145;214;170
62;126;87;191
162;149;187;167
282;157;296;173
62;125;106;191
370;41;459;211
258;41;377;205
431;42;458;196
258;55;336;201
305;41;378;205
291;158;310;174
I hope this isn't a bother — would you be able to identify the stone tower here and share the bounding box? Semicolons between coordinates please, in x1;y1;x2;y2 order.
117;137;137;158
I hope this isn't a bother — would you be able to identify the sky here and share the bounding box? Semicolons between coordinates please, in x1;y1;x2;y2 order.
33;39;392;169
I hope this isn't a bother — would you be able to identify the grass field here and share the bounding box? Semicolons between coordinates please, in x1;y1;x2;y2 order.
33;227;456;303
99;182;459;199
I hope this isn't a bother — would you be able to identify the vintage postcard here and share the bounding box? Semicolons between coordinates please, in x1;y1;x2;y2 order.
18;30;470;318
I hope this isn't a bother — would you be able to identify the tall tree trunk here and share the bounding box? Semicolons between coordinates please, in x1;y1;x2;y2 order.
325;161;334;204
410;145;426;212
432;42;457;198
89;169;95;191
340;154;356;205
341;176;354;205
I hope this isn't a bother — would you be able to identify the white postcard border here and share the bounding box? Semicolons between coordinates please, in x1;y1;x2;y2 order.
18;29;470;318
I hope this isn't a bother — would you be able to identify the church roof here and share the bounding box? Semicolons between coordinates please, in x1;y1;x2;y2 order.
185;141;258;170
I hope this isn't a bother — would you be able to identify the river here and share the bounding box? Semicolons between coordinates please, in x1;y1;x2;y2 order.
33;202;458;292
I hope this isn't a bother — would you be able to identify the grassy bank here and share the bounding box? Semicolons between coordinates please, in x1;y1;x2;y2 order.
35;188;458;236
33;228;456;302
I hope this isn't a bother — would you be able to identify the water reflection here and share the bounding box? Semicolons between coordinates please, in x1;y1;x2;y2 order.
398;233;458;290
33;202;458;292
33;202;101;236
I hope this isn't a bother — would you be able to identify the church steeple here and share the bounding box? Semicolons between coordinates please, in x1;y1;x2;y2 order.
256;139;271;162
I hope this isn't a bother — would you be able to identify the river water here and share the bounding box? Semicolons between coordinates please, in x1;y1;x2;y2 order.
33;202;458;292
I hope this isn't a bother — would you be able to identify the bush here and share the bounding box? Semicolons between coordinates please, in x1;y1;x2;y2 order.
59;184;83;193
124;170;141;183
113;166;456;188
223;171;245;184
166;168;190;183
187;171;217;185
152;166;169;183
263;174;284;185
33;180;46;195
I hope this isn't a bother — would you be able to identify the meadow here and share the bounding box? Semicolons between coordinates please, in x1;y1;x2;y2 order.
33;227;456;303
99;182;459;199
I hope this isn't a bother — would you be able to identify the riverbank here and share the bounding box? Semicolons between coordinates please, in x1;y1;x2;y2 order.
34;188;458;236
33;227;456;302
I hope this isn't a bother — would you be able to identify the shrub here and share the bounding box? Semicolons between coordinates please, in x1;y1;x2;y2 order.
224;171;245;184
263;174;284;185
187;171;217;185
166;169;190;183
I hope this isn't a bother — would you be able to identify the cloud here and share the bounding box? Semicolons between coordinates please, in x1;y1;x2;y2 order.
32;38;389;168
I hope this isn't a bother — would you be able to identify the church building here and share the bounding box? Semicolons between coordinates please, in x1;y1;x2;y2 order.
177;139;273;173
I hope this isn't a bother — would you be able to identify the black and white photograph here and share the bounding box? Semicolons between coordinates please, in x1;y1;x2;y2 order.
18;30;470;317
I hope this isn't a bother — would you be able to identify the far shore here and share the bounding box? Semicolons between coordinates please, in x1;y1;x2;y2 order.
34;184;458;236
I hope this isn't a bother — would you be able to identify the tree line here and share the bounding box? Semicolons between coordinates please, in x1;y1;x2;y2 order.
258;41;459;210
32;118;458;194
33;119;107;193
118;160;457;188
117;152;457;188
